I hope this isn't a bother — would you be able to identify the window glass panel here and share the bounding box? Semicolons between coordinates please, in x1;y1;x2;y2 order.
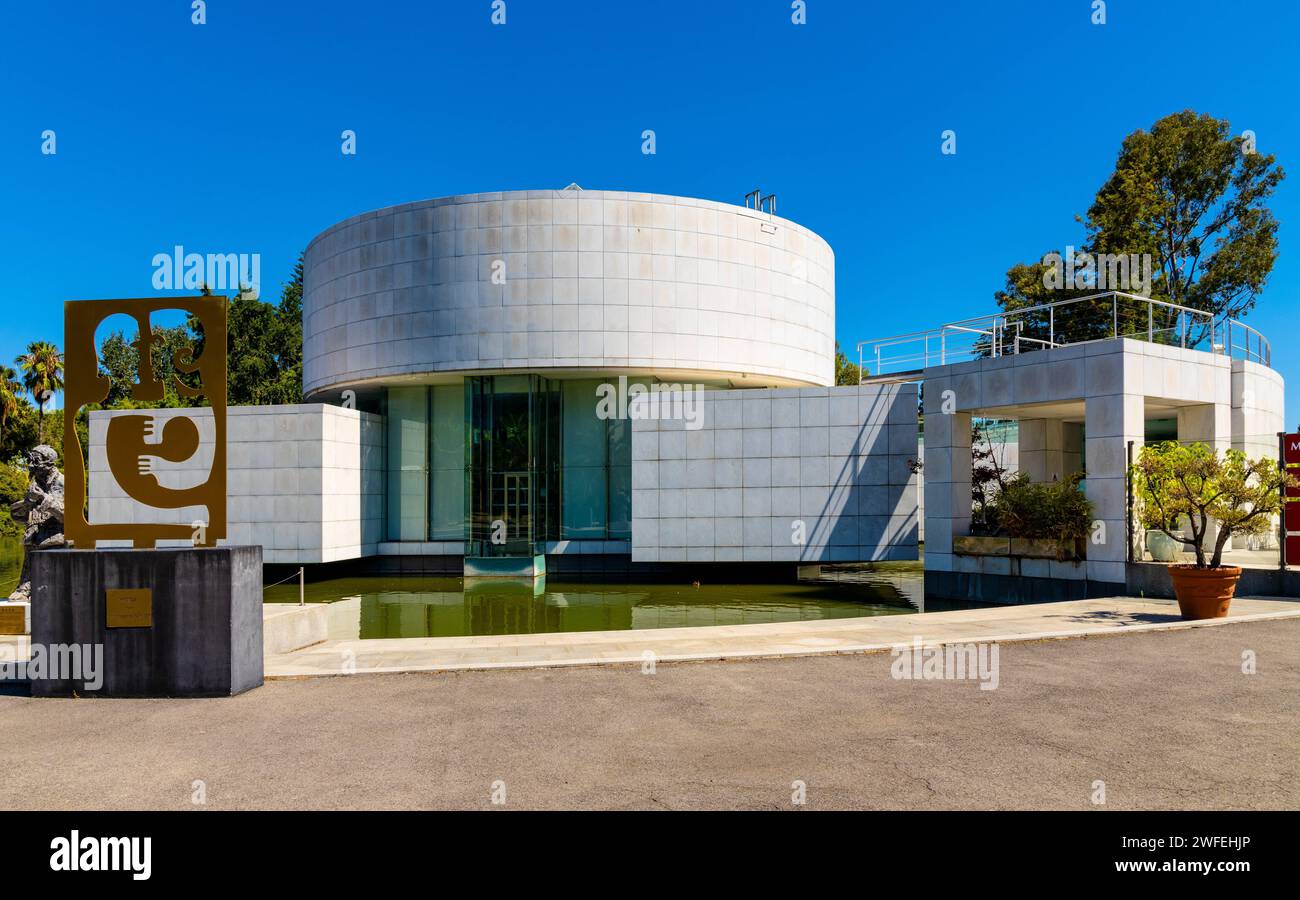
429;383;466;540
607;464;631;539
563;468;607;538
562;379;607;537
606;413;631;540
386;386;428;541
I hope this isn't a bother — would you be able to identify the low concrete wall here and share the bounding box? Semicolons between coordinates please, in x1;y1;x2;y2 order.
30;546;263;697
926;569;1125;605
1126;561;1300;599
263;603;329;655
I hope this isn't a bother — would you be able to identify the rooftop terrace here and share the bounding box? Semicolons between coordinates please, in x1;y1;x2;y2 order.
857;291;1271;382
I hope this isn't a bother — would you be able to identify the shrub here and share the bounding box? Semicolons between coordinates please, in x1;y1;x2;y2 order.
991;471;1094;558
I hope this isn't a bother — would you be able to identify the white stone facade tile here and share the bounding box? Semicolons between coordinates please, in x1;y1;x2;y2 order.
88;405;384;565
633;384;921;563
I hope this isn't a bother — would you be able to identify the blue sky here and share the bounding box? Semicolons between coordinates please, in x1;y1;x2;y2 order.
2;0;1298;424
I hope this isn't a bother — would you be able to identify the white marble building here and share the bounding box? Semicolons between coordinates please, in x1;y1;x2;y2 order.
83;187;1283;603
921;338;1284;598
90;188;925;570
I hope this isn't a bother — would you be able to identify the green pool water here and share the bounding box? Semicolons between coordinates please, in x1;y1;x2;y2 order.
2;537;941;639
266;563;931;639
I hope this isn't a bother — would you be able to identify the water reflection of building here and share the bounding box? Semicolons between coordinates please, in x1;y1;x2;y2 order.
341;578;918;639
355;585;648;638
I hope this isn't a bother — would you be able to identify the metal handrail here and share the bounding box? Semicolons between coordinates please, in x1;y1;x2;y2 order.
856;291;1271;379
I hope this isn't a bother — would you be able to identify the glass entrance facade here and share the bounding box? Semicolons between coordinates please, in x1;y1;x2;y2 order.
384;375;636;554
465;374;560;557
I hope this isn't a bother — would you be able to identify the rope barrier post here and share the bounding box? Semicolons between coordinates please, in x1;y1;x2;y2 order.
299;567;305;606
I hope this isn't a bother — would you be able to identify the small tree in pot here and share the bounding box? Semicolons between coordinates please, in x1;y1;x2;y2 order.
1132;442;1296;619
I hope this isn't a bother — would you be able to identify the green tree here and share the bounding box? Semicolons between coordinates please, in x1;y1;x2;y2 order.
0;364;38;468
0;365;22;447
1088;111;1283;319
97;325;202;407
0;461;27;538
995;111;1285;343
834;342;862;385
1132;442;1295;569
271;255;304;401
15;340;64;444
991;259;1107;348
0;399;37;464
189;255;304;405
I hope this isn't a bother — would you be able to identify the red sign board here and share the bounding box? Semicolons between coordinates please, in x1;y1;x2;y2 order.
1284;435;1300;567
1285;433;1300;466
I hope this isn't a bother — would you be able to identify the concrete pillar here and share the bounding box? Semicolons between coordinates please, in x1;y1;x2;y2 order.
922;383;971;575
1084;394;1144;587
30;546;264;697
1020;418;1066;482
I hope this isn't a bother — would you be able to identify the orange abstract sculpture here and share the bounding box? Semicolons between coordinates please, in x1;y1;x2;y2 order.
63;296;227;549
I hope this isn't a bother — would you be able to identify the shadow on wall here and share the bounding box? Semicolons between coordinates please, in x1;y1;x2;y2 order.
805;387;915;558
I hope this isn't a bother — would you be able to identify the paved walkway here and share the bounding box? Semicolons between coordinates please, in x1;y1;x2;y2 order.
266;595;1300;678
4;617;1297;809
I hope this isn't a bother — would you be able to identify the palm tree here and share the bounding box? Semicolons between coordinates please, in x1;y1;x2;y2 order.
15;341;64;444
0;365;20;441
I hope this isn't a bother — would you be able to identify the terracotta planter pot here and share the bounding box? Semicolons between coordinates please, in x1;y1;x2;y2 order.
1167;565;1242;620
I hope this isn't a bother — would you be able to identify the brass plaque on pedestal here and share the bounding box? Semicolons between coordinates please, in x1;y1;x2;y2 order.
106;589;153;628
0;605;26;635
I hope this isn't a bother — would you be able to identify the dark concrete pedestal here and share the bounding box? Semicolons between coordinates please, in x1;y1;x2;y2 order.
30;546;263;697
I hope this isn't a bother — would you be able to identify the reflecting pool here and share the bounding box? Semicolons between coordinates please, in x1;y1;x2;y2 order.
265;562;934;639
1;534;970;640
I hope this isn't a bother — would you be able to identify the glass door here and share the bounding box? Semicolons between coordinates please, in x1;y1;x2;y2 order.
465;375;559;557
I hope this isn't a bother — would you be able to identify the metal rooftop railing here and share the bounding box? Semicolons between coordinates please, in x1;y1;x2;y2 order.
856;291;1271;380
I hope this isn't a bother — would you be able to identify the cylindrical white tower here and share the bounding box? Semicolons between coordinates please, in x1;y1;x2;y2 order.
302;188;835;397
